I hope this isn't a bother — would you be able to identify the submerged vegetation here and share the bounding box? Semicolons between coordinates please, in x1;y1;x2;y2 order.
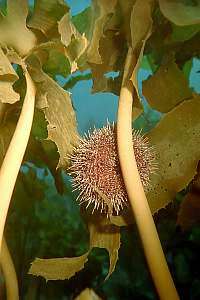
0;0;200;299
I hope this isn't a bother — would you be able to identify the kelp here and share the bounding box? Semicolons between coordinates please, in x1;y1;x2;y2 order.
0;0;199;295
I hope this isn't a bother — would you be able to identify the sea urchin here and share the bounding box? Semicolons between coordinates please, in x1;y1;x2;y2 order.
69;123;156;216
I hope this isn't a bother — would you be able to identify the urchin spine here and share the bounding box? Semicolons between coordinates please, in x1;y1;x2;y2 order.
69;123;156;216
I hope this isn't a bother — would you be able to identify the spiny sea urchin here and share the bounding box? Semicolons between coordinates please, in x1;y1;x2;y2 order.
69;123;156;216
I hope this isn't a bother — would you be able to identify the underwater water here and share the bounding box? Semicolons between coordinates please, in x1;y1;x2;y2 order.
0;0;200;300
